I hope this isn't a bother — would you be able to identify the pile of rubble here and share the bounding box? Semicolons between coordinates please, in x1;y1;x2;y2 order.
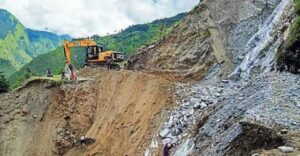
159;80;232;145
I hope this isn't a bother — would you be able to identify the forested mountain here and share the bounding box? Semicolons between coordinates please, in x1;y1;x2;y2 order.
95;13;187;55
0;9;71;78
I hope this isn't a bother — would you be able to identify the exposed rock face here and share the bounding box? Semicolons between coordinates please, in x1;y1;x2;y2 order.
127;4;220;80
140;0;300;155
127;0;282;80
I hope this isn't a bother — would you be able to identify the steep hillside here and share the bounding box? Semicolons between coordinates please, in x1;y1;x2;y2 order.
0;69;174;156
0;9;32;75
127;0;300;155
0;58;16;77
2;0;300;156
95;13;187;55
126;0;286;80
0;9;71;78
26;29;72;57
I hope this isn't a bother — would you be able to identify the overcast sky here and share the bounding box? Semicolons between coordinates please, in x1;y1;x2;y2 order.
0;0;199;37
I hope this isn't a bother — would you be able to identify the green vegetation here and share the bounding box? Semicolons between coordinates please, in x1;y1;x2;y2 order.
95;13;186;56
277;0;300;72
0;21;32;73
287;0;300;48
0;9;71;78
0;58;17;78
295;0;300;15
26;29;72;57
10;13;186;88
12;75;62;91
0;71;9;93
9;47;86;88
11;67;36;89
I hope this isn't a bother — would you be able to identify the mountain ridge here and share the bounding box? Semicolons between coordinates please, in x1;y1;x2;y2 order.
0;9;71;78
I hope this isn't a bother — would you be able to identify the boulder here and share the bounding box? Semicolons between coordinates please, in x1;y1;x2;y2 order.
200;102;207;109
189;109;195;115
160;128;170;138
280;129;288;135
278;146;294;153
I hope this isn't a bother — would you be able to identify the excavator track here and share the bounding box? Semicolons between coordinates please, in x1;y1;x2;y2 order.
83;63;122;71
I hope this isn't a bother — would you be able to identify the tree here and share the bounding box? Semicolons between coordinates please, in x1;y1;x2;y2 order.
0;71;9;93
12;67;35;89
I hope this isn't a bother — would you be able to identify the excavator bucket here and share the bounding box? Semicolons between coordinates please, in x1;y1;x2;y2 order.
62;64;77;81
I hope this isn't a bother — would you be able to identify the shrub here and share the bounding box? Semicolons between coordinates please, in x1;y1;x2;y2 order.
294;0;300;15
0;71;9;93
287;16;300;48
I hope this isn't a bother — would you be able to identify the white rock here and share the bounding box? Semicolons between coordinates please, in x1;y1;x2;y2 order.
171;137;178;144
160;128;170;138
162;138;172;144
278;146;294;153
189;109;194;115
200;102;207;109
168;116;174;125
194;102;201;109
183;115;188;122
202;89;210;96
166;133;174;138
190;98;201;105
183;102;190;107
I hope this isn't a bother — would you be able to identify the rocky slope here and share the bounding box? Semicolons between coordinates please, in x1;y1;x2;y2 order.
127;0;288;81
128;0;300;155
1;0;300;155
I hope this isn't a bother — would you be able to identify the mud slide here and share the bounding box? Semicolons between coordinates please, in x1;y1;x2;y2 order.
0;68;174;156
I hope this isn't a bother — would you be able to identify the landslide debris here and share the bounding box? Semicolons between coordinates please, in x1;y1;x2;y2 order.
126;0;285;81
132;0;300;155
0;68;174;156
126;0;232;81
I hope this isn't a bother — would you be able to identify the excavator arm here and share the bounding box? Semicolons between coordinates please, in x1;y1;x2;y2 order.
62;39;97;81
63;39;97;65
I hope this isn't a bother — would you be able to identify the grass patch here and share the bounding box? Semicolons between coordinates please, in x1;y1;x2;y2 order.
287;16;300;48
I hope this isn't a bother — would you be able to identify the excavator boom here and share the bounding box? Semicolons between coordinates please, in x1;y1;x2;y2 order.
63;39;97;65
62;38;124;81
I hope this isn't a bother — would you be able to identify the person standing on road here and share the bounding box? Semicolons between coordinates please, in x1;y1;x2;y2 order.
46;68;53;77
107;56;113;70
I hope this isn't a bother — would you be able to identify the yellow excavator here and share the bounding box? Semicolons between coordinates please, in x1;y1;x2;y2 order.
62;39;125;80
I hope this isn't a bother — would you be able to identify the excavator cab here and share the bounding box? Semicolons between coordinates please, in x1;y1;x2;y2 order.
86;45;125;64
86;45;103;60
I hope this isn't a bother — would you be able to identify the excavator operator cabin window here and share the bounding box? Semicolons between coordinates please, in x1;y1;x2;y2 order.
87;46;98;59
